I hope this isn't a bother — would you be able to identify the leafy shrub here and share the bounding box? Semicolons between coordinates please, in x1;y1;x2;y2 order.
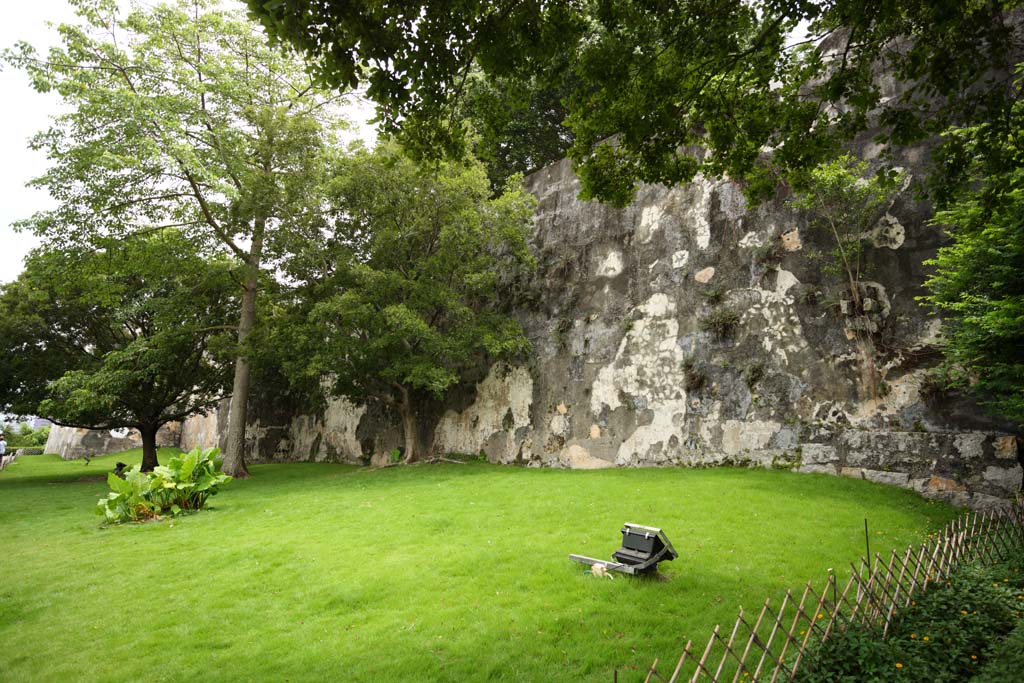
886;565;1020;682
97;447;231;524
796;555;1024;683
97;466;159;523
795;621;903;683
970;618;1024;683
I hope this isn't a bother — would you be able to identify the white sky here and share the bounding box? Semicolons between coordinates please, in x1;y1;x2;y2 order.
0;1;375;285
0;0;78;284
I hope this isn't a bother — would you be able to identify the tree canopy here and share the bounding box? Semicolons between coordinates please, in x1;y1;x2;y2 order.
5;0;349;476
279;143;536;462
247;0;1023;204
0;233;237;470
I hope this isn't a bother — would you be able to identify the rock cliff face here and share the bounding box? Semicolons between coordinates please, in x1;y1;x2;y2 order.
44;423;180;461
46;157;1022;508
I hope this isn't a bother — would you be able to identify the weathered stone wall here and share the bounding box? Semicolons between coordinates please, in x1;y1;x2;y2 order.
45;423;180;461
274;156;1019;508
178;407;226;453
43;155;1022;509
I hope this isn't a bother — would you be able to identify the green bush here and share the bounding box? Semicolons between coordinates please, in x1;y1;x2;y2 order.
970;617;1024;683
887;565;1020;682
794;620;904;683
2;423;50;448
796;554;1024;683
97;447;231;524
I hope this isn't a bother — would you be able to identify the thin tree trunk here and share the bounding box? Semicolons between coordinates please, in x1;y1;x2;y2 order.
398;385;420;464
139;423;160;472
221;216;266;479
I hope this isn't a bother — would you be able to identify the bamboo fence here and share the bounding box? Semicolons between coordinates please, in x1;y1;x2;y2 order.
635;500;1024;683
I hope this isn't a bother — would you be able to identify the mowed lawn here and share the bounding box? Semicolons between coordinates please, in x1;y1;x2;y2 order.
0;452;959;682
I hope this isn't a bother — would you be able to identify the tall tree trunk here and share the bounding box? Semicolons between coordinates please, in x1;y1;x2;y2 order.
139;422;160;472
222;216;266;479
398;385;420;464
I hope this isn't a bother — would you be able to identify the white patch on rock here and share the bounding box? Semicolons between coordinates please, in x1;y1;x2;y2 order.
743;269;807;365
672;250;690;269
850;370;925;424
285;394;366;464
549;414;571;438
433;364;533;460
688;175;713;250
588;293;689;465
694;266;716;283
870;213;906;249
318;396;367;461
559;443;613;469
179;410;220;452
919;318;942;346
720;419;780;455
738;232;764;249
781;229;802;252
638;205;665;244
774;269;800;297
597;250;624;278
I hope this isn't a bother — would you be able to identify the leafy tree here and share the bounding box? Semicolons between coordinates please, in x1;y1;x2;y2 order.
247;0;1022;204
0;233;237;471
247;0;582;164
459;69;575;193
4;0;347;477
922;67;1024;426
285;143;535;463
792;155;903;314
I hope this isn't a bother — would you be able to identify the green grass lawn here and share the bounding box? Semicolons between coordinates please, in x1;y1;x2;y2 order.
0;451;960;682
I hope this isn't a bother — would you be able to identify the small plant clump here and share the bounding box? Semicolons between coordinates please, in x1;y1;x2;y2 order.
743;360;766;389
699;307;742;340
97;447;232;524
682;356;707;391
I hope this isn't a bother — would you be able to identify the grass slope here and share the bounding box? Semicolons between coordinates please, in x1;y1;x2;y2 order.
0;452;959;682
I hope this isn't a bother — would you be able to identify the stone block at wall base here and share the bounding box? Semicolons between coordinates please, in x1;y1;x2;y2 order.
862;469;911;487
796;463;838;475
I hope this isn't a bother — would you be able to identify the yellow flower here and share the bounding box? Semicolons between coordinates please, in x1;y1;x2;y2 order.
910;634;917;639
971;655;977;660
960;610;968;615
817;613;824;620
896;663;903;669
923;636;930;641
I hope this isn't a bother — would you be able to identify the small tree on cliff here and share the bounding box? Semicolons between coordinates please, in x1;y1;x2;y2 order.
4;0;346;477
0;234;236;471
290;144;535;463
791;155;904;399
